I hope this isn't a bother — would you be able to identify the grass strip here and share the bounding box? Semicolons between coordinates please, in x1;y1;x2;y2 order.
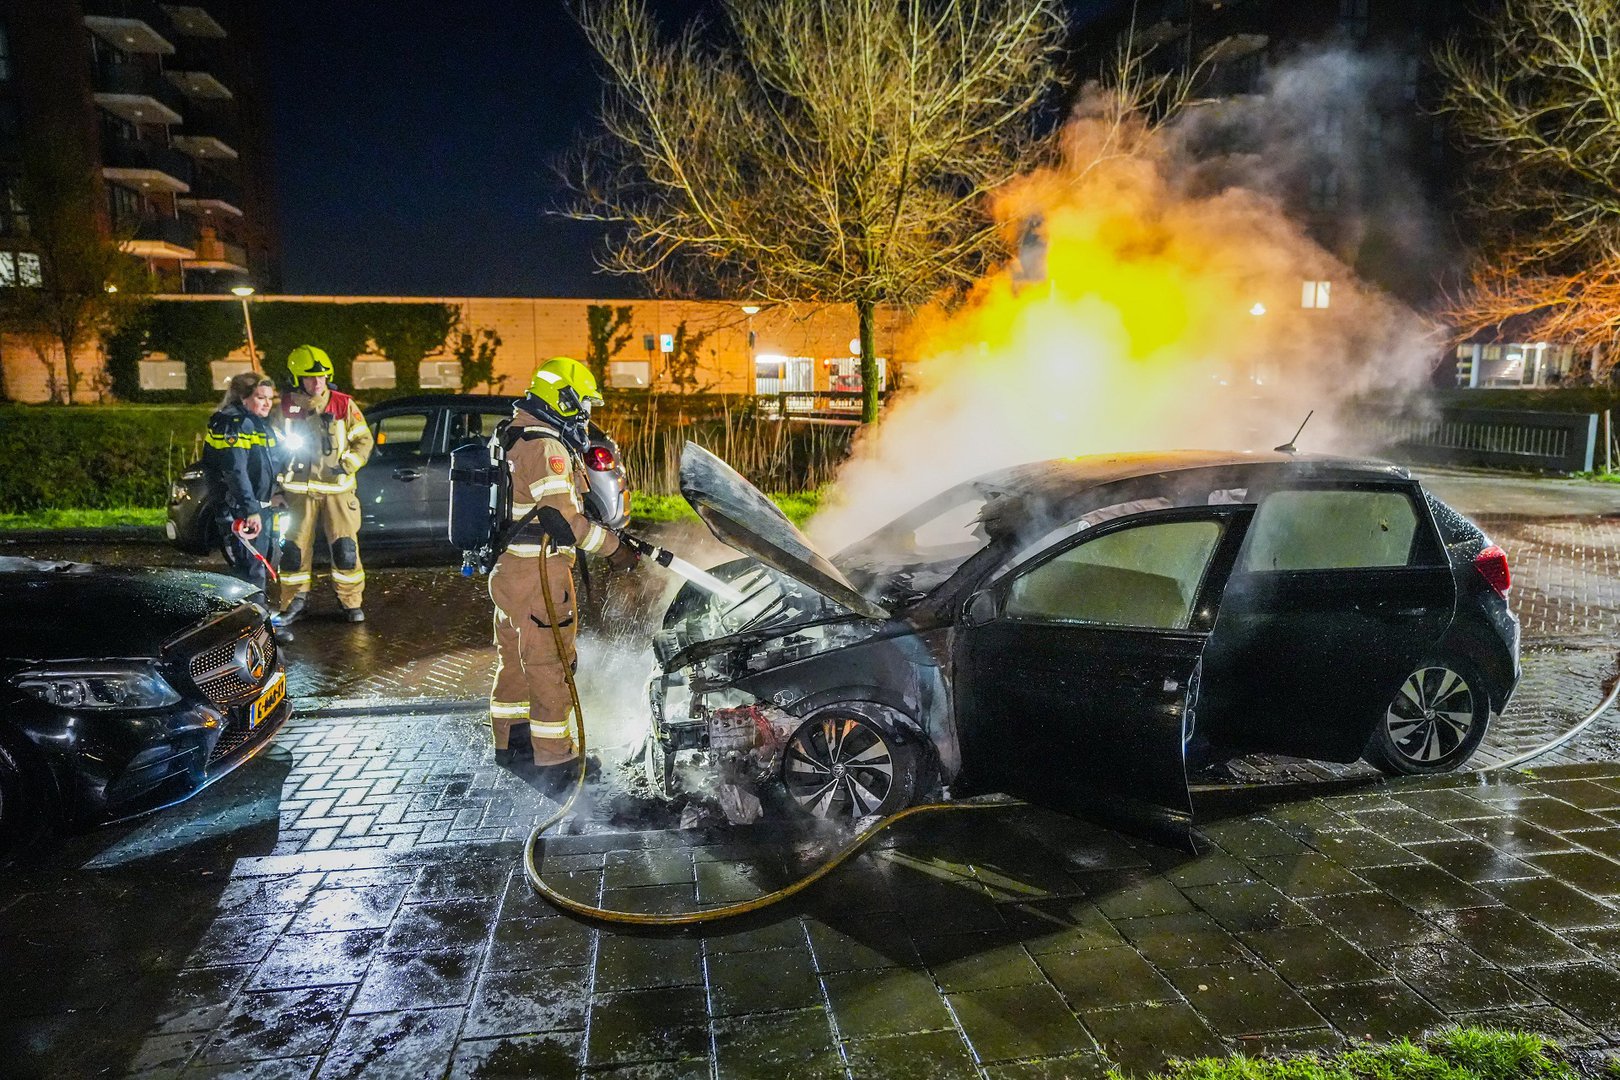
0;507;169;531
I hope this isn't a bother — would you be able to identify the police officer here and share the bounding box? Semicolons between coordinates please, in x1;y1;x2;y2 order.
203;373;287;628
490;357;639;777
272;345;374;625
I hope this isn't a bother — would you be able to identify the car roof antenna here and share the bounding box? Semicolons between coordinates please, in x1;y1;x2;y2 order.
1274;410;1314;454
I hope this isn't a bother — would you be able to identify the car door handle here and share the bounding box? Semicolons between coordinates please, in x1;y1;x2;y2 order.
392;468;421;482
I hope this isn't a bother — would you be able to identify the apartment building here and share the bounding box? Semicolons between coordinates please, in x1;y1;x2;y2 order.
0;0;278;293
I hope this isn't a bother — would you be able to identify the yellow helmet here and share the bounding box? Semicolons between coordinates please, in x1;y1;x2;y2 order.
526;356;603;418
287;345;334;381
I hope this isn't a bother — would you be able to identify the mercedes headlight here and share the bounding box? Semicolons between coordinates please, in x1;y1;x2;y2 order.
13;664;182;710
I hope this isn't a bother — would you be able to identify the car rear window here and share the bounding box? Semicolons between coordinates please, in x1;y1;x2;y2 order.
1006;519;1222;630
1239;489;1421;571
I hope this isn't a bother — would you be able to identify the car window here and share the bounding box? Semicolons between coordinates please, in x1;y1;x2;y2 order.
1006;519;1222;630
446;409;507;447
1239;489;1420;571
370;412;433;461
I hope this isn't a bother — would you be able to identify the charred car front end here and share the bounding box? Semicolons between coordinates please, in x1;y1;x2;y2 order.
645;445;1521;839
0;559;290;845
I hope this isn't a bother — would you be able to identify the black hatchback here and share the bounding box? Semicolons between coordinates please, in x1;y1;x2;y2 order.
647;447;1520;838
0;558;289;848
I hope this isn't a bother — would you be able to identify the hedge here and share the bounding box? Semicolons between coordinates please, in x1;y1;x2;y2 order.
0;404;213;512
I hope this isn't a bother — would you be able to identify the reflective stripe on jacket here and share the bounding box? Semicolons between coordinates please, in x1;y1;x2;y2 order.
504;413;619;559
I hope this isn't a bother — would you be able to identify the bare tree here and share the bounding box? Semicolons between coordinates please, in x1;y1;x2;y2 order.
566;0;1066;422
1437;0;1620;381
0;134;146;403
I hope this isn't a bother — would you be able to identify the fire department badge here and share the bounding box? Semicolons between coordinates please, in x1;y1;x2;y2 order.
549;456;568;475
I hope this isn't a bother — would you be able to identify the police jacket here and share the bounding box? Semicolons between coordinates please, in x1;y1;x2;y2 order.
202;403;282;521
504;406;619;560
278;385;373;496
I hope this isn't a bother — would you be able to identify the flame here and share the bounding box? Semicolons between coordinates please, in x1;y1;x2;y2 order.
810;80;1437;551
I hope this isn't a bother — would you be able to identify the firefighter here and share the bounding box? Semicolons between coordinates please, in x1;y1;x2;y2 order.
203;372;289;639
490;356;639;777
272;345;374;625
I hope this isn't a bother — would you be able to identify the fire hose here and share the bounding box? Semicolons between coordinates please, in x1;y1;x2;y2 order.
523;545;1620;925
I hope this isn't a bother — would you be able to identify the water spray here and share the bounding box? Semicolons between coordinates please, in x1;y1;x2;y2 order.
620;535;746;606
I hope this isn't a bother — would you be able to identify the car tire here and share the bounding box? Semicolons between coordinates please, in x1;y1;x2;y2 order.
1365;655;1491;776
781;711;918;820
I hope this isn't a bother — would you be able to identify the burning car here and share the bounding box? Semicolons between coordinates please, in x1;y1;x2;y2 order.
645;445;1519;838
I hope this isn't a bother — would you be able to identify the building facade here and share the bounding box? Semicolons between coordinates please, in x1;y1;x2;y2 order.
0;0;278;293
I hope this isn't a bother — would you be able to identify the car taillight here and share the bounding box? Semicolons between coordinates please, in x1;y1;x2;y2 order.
585;446;615;471
1474;544;1511;595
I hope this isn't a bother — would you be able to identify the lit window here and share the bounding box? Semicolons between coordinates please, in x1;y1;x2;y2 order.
0;251;14;286
18;250;40;286
1301;280;1331;309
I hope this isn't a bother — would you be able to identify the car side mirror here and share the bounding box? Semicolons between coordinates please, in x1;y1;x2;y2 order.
962;590;999;627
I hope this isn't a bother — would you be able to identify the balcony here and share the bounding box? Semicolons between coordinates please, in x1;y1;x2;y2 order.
173;111;239;161
121;214;197;259
187;234;247;272
101;139;193;193
93;60;186;125
160;4;227;38
83;0;177;55
177;171;242;216
166;70;232;101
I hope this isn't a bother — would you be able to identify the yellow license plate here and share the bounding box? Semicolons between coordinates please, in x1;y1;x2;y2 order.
249;671;286;729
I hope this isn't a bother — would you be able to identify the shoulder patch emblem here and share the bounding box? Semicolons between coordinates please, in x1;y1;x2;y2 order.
549;456;568;475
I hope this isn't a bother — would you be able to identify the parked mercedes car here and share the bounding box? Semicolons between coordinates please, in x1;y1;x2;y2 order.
0;558;289;849
167;393;629;559
646;446;1520;839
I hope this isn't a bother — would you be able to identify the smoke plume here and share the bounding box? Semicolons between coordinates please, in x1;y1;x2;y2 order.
810;48;1442;551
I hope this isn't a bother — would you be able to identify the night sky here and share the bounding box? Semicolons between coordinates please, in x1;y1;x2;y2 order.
266;1;1118;298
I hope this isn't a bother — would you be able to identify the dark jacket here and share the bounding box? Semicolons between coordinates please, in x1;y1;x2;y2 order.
202;404;283;520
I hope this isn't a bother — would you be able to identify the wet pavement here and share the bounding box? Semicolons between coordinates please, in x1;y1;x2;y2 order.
3;477;1620;1077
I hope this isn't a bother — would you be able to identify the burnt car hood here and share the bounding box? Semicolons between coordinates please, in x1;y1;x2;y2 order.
680;443;890;620
0;558;257;662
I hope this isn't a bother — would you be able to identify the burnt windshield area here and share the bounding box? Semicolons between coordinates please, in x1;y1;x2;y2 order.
833;482;1015;608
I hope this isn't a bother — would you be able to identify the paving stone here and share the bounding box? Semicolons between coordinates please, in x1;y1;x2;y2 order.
1159;852;1255;888
1569;828;1620;860
822;967;956;1038
1524;851;1620;896
198;985;353;1066
193;913;296;968
805;914;922;972
351;949;483;1012
178;1055;322;1079
1182;881;1316;934
713;1009;843;1080
215;873;325;917
950;982;1096;1062
1300;979;1446;1041
1389;789;1501;821
915;931;1046;992
707;945;824;1016
317;1007;461;1080
248;929;384;990
1403;839;1544;882
843;1029;979;1079
1427;908;1591;969
462;965;588;1039
1075;871;1197;920
1532;780;1620;811
1511;798;1619;834
1355;864;1501;912
1230;1027;1346;1058
1245;853;1370;896
1112;912;1252;970
1519;963;1620;1028
1567;926;1620;964
1453;1005;1604;1048
383;897;498;953
1000;898;1124;955
1383;943;1542;1013
1240;925;1387;988
1480;876;1619;930
446;1032;582;1080
1203;819;1312;858
150;965;254;1035
592;935;703;992
1080;1002;1224;1073
1299;893;1445;951
288;885;408;935
893;878;1007;934
1036;946;1179;1011
699;916;810;955
586;986;710;1067
1169;964;1324;1036
1449;817;1582;858
485;915;595;970
1347;808;1462;846
1310;829;1424;868
980;1051;1113;1080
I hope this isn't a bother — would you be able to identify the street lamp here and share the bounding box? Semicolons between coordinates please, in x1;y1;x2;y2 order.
231;284;260;374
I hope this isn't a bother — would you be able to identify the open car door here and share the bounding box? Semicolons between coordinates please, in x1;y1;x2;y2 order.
952;509;1245;844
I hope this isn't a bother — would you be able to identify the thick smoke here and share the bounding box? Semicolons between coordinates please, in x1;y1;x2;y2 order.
810;48;1443;551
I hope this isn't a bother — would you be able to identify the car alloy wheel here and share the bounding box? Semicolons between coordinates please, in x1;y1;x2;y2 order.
782;714;906;819
1366;656;1491;776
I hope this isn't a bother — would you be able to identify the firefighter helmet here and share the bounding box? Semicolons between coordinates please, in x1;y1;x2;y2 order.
287;345;334;381
526;356;603;419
